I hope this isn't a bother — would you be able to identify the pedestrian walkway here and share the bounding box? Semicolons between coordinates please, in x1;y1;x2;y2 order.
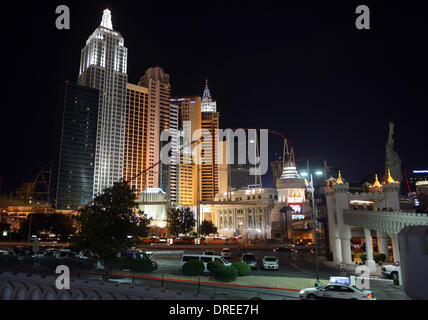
111;271;329;292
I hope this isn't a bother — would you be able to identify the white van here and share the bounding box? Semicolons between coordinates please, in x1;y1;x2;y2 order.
179;254;232;272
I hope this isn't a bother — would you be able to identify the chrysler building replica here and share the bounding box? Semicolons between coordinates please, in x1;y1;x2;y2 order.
78;9;128;196
201;80;217;112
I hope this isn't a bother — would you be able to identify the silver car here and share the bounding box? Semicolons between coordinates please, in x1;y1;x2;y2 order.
300;284;375;300
262;256;279;270
241;253;257;270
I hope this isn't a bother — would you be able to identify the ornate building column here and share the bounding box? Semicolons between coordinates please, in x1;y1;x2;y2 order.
377;230;389;261
390;233;400;263
332;174;352;264
364;228;376;272
326;188;342;263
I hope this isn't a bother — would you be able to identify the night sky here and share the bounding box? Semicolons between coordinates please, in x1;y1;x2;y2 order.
1;0;427;194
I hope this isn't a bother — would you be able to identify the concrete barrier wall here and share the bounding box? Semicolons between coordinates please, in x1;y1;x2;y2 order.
0;272;215;300
398;226;428;300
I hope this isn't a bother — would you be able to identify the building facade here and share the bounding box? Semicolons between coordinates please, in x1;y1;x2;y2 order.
172;96;202;207
213;188;277;240
137;188;168;228
197;81;218;203
138;67;178;200
78;9;128;197
123;83;149;195
326;172;428;271
50;82;99;210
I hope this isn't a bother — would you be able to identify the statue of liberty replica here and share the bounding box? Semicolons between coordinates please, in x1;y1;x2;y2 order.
385;121;402;182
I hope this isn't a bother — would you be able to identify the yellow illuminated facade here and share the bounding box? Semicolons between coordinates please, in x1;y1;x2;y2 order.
123;83;149;195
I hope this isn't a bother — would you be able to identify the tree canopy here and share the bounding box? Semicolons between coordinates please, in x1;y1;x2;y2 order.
167;207;195;237
19;213;75;238
72;182;152;261
200;220;217;236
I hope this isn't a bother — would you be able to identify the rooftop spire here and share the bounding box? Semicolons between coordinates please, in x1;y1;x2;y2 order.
373;174;381;188
336;171;344;184
202;79;212;102
101;8;113;30
387;169;396;184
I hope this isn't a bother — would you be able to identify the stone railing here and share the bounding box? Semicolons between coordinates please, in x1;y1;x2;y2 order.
0;272;217;300
343;210;428;234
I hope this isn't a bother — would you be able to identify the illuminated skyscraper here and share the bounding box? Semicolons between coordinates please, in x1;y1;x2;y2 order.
123;83;149;195
201;80;217;112
51;83;99;210
200;81;220;201
139;67;178;199
172;96;202;206
78;9;128;197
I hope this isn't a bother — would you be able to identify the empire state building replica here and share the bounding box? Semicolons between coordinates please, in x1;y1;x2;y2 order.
78;9;128;197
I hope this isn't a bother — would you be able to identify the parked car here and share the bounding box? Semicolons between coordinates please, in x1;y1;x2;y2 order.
179;254;231;272
203;250;216;256
273;247;294;255
262;256;279;270
43;249;59;258
221;248;232;258
53;249;77;259
300;284;374;300
241;253;257;270
0;249;15;256
382;262;400;279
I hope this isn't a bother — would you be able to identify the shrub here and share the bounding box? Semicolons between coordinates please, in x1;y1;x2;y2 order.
61;258;80;270
0;255;19;268
130;260;153;273
373;253;386;264
20;256;34;267
393;278;400;286
360;253;367;264
231;262;251;276
326;252;333;261
38;257;61;271
207;261;222;273
77;258;97;271
182;260;205;276
212;265;238;282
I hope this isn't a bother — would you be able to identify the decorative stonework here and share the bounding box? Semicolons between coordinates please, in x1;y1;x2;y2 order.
344;210;428;234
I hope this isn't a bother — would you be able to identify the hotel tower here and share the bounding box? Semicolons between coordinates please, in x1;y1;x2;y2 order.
78;9;128;197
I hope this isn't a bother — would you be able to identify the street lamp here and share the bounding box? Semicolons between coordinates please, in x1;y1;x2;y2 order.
304;168;324;287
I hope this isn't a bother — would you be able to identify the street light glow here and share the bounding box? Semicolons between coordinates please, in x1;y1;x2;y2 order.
315;171;323;176
300;172;308;177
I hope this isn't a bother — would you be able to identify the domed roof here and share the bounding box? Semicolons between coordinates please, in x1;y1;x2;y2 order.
276;160;306;189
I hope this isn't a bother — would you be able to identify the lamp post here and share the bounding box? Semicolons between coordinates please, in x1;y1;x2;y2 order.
310;173;321;285
301;168;323;286
27;213;33;248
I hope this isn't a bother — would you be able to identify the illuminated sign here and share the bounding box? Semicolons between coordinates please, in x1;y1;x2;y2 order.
413;170;428;174
292;215;305;220
349;200;374;205
330;277;350;285
288;190;305;204
290;204;302;213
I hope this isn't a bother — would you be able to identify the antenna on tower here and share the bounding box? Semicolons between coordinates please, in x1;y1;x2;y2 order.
282;139;296;166
100;8;113;30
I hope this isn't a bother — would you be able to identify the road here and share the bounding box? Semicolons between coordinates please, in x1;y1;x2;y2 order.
115;248;410;300
1;244;410;300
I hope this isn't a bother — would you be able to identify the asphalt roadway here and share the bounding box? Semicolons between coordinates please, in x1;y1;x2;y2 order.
111;248;410;300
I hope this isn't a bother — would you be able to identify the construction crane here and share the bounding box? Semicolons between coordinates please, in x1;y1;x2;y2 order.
14;163;52;204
